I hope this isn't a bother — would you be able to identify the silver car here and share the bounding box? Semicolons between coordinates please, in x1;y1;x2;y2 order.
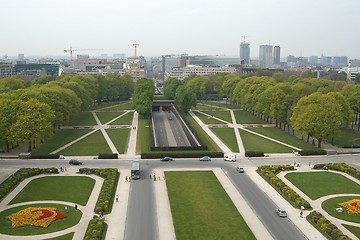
276;208;287;217
200;156;211;161
236;167;244;173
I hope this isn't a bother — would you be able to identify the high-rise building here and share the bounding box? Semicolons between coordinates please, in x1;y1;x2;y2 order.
259;45;273;68
273;46;280;65
308;56;318;65
240;42;250;65
333;56;348;66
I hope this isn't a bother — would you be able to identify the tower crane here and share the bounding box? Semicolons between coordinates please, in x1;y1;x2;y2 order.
64;46;103;68
241;35;249;43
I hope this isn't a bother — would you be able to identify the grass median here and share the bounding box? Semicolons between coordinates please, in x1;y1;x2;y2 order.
165;171;255;240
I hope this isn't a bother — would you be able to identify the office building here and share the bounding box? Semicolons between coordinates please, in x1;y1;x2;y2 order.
333;56;348;66
273;46;280;65
259;45;273;68
169;65;237;80
240;42;250;65
308;56;318;65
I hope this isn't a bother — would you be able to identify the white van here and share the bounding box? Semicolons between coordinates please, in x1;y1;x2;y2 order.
224;154;236;162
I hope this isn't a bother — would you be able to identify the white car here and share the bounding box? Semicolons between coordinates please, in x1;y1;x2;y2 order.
276;208;287;217
236;167;244;173
224;154;236;162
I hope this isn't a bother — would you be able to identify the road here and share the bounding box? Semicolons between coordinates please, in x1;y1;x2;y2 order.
152;110;190;147
0;155;359;239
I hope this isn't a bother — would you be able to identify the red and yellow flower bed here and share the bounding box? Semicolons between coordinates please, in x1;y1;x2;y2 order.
6;207;66;228
339;199;360;214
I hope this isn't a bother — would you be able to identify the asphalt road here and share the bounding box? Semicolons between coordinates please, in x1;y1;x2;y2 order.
0;155;359;239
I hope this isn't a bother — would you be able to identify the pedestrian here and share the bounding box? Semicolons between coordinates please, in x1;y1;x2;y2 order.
158;176;160;181
150;174;152;179
154;175;156;181
300;211;303;218
75;204;78;210
116;195;118;202
60;166;63;172
125;176;128;182
65;167;67;172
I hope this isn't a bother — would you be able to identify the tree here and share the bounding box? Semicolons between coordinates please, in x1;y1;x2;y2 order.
0;97;22;151
164;78;182;99
175;85;196;113
132;78;154;117
9;99;55;151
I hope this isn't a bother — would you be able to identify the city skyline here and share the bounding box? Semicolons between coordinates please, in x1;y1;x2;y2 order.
1;0;360;59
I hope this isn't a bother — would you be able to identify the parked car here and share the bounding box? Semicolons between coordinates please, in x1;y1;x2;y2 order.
224;154;236;162
161;156;173;161
69;159;83;165
276;208;287;217
236;167;244;173
200;156;211;161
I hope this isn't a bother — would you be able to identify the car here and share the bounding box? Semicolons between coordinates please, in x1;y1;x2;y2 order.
276;208;287;217
169;117;172;120
236;167;244;173
200;156;211;161
69;159;83;165
224;154;236;162
161;156;173;161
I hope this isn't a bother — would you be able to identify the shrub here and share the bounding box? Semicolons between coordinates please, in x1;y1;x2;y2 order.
29;154;60;159
313;163;360;180
98;153;118;159
299;150;326;156
245;151;265;157
257;165;311;209
83;216;107;240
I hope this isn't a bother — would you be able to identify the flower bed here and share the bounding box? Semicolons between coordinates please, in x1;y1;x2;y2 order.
340;199;360;214
6;207;66;228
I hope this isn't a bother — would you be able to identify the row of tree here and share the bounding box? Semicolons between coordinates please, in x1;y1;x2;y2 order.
0;74;134;152
164;73;360;147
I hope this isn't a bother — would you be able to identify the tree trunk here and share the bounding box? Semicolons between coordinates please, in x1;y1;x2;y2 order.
318;138;322;148
307;134;310;143
28;140;32;152
6;141;10;152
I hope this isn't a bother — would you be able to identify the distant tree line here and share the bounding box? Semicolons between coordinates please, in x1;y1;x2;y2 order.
0;74;134;152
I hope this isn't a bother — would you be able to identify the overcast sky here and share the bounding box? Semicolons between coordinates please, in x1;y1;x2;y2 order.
1;0;359;59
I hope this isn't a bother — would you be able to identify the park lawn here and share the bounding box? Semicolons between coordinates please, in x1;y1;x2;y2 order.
103;101;133;111
67;112;97;126
165;171;256;240
233;110;267;124
192;104;219;111
0;204;81;236
211;127;239;152
32;129;92;155
333;128;360;147
193;111;225;124
95;111;125;124
239;129;294;153
202;110;232;123
185;115;221;152
58;130;112;156
106;128;130;153
249;127;319;151
322;196;360;223
343;225;360;239
10;176;95;205
202;101;241;109
137;118;151;154
285;172;360;200
109;111;134;125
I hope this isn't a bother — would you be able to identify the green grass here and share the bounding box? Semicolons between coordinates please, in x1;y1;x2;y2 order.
285;172;360;200
233;110;267;124
106;128;130;153
333;128;360;147
45;232;74;240
202;110;232;123
322;196;360;223
165;171;256;240
191;104;220;111
239;129;294;153
32;129;92;154
110;111;134;125
0;204;81;236
95;112;124;124
193;111;225;124
249;127;319;151
10;176;95;205
67;112;97;126
211;128;239;152
343;224;360;239
58;130;112;155
185;115;221;152
102;102;133;111
200;101;241;109
137;118;151;154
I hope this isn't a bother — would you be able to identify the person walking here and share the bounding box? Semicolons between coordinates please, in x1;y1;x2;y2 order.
300;211;303;218
150;174;152;179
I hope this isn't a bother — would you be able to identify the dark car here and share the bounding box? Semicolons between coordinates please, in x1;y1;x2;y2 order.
200;156;211;161
69;159;83;165
161;156;173;161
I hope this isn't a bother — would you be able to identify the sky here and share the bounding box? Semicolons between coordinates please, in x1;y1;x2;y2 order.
1;0;360;59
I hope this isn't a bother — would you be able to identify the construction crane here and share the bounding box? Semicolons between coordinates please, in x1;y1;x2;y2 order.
64;46;103;68
241;35;249;43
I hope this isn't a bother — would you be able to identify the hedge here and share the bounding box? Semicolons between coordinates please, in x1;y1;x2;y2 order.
307;211;351;240
245;151;265;157
78;168;119;214
313;163;360;180
141;151;224;159
29;154;60;159
83;216;108;240
257;165;311;209
0;168;58;201
98;153;118;159
299;150;326;156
